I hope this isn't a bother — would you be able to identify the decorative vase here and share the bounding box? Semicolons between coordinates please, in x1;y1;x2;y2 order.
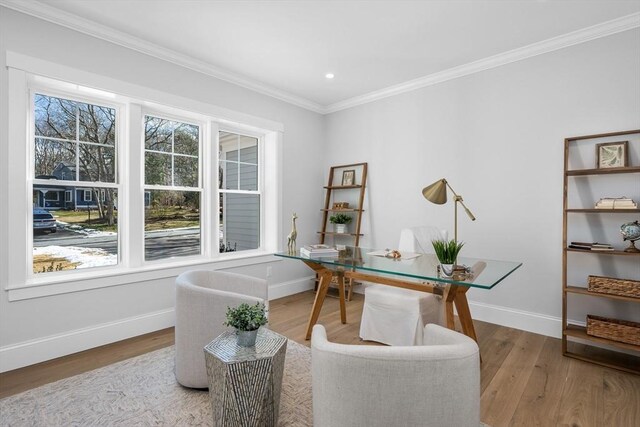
335;224;347;234
236;329;259;347
440;263;455;277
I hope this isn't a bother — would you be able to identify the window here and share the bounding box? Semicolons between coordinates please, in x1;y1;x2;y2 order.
7;65;281;297
32;93;119;274
219;131;261;252
144;115;201;261
44;192;59;201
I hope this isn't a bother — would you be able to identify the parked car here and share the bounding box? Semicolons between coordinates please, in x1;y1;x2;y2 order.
33;208;57;233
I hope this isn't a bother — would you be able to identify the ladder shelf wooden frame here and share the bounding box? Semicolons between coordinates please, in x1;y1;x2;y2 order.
318;162;368;300
562;129;640;375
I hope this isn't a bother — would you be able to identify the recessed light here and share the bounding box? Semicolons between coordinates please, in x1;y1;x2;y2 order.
325;73;335;79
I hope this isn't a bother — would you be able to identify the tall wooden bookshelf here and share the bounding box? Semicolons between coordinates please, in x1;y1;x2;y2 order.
562;130;640;374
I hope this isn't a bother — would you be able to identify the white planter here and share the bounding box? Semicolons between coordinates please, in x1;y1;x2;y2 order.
335;224;347;234
440;263;455;277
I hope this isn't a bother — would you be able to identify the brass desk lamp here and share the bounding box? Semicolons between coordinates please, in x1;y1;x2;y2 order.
422;178;476;242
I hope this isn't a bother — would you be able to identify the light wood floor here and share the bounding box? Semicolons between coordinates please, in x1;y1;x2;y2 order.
1;290;638;426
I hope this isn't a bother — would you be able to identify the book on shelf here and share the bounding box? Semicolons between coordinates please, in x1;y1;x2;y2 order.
594;197;637;209
568;241;614;251
300;245;339;258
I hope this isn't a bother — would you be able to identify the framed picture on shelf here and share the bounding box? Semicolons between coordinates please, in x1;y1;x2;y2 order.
596;141;628;169
341;170;355;186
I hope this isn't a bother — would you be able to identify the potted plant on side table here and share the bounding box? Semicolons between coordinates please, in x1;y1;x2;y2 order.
431;239;465;278
330;213;352;234
224;302;268;347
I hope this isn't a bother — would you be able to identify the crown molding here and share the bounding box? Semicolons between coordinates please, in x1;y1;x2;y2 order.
0;0;326;114
2;1;638;115
324;12;640;114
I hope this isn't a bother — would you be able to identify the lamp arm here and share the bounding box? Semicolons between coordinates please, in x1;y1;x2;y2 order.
444;180;476;221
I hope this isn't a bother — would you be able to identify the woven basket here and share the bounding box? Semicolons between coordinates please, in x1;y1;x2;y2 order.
586;315;640;346
587;275;640;299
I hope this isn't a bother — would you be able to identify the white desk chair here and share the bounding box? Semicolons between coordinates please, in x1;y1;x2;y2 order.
359;226;446;346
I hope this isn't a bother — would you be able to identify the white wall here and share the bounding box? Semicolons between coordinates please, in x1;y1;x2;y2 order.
325;29;640;336
0;7;322;371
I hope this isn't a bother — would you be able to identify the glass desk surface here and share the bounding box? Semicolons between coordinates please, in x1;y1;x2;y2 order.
275;247;522;290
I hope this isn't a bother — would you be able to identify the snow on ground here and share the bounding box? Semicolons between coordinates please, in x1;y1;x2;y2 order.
56;221;117;237
33;246;117;269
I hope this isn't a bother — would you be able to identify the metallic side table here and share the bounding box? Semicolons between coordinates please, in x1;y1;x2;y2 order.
204;328;288;427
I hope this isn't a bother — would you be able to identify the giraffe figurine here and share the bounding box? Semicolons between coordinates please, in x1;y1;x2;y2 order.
287;212;298;254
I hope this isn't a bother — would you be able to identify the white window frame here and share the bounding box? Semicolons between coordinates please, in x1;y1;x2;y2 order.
65;190;73;202
83;189;93;202
218;129;264;254
5;52;283;301
142;111;205;263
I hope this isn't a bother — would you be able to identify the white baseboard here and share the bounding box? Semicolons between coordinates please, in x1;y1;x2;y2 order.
0;277;314;373
269;276;314;300
468;300;562;338
0;308;175;373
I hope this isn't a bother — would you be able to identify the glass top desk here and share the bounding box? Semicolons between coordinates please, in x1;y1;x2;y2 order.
275;247;522;341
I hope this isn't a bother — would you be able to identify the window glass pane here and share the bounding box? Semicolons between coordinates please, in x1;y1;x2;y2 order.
239;163;258;191
144;117;172;152
34;139;75;179
174;123;199;156
145;152;172;186
79;144;116;182
145;190;201;260
239;136;258;164
34;94;76;140
220;193;260;252
32;185;118;274
219;131;238;154
219;160;238;190
79;103;116;145
174;156;199;187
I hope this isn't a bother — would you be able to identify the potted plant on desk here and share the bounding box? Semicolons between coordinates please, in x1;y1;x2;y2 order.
224;302;268;347
431;239;465;278
330;213;352;234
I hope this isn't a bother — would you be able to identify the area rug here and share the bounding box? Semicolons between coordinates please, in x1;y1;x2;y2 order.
0;340;312;426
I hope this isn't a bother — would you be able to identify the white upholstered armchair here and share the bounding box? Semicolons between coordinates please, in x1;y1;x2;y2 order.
175;270;268;388
312;324;481;427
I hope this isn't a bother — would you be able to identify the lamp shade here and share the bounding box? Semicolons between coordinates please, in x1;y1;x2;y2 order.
422;179;447;204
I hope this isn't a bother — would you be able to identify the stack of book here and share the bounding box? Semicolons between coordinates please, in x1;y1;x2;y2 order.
568;242;614;251
300;244;339;258
594;197;638;209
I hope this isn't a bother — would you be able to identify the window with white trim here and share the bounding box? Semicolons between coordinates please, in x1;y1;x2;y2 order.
219;131;261;253
7;65;281;295
144;115;201;261
32;92;119;274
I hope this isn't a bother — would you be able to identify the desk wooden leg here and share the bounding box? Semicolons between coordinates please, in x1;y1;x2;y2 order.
305;269;333;340
454;287;478;343
337;274;347;324
444;285;457;330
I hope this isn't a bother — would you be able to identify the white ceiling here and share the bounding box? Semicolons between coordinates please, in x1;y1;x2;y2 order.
6;1;640;112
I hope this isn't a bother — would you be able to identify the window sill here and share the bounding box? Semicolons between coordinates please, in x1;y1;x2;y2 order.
6;252;280;301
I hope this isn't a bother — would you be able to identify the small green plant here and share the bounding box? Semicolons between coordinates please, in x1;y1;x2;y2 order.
431;239;465;264
224;302;268;331
329;213;352;224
